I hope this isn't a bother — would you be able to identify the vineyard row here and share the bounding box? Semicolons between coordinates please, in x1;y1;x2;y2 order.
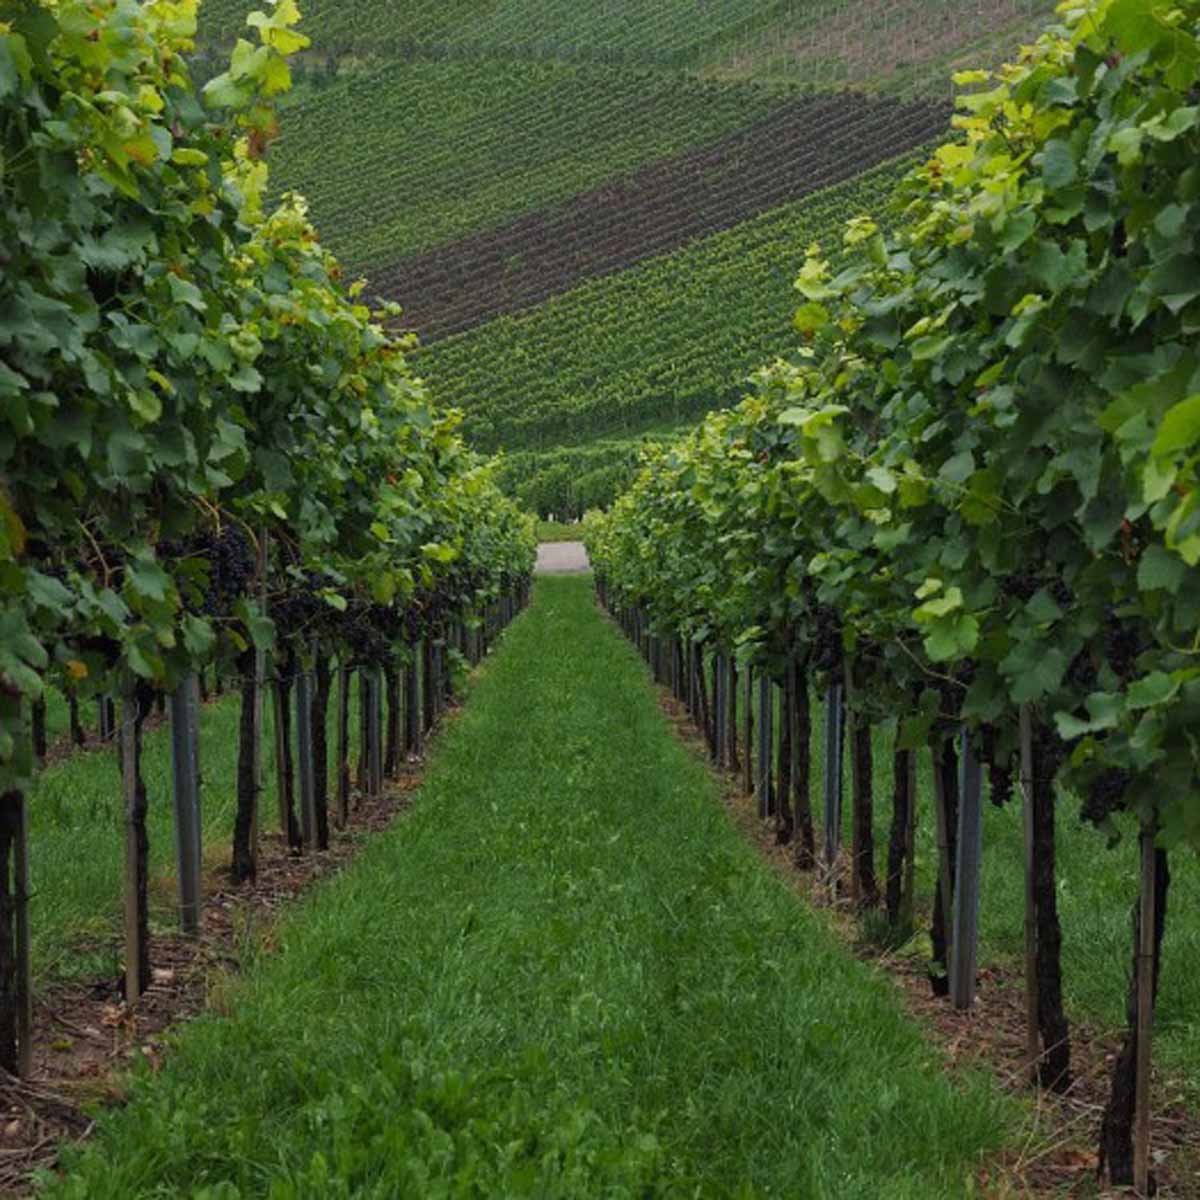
583;3;1200;1188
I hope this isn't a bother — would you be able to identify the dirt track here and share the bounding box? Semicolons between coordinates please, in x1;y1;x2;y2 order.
536;541;590;574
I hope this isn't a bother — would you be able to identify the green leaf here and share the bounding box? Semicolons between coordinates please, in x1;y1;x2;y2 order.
1026;589;1063;624
793;302;830;334
26;571;71;611
914;586;963;621
1002;642;1067;704
939;451;975;484
1041;139;1077;189
128;558;170;602
1137;543;1187;592
1127;671;1181;710
1056;691;1122;739
865;466;897;494
923;613;979;662
181;614;216;659
1151;393;1200;458
128;389;162;424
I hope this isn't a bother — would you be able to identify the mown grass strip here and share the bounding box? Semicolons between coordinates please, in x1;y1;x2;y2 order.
49;577;1013;1197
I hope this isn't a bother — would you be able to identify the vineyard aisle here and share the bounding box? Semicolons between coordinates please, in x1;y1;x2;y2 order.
51;577;1014;1197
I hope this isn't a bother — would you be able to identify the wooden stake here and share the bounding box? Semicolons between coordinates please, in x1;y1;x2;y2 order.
169;675;203;935
901;746;918;931
13;787;31;1077
1019;705;1040;1079
1134;818;1157;1195
271;661;289;834
822;682;844;890
121;676;143;1005
931;737;955;969
844;661;860;908
757;670;773;819
950;727;984;1010
296;662;316;848
742;665;753;795
336;662;351;825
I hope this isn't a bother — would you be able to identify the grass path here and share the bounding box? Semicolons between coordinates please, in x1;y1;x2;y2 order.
50;577;1013;1197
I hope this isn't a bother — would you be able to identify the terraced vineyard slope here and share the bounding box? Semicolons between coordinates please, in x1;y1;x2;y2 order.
416;156;915;456
382;92;946;340
269;64;788;273
199;0;1054;92
190;0;1060;513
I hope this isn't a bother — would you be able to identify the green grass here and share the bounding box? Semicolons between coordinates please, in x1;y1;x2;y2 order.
418;155;916;461
267;61;786;269
48;577;1013;1197
536;519;583;542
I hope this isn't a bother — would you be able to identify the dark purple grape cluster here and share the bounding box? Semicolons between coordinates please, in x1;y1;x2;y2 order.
999;572;1071;610
1103;610;1142;680
811;605;842;673
342;601;392;665
1048;578;1073;609
270;570;347;642
1082;767;1129;825
184;525;255;616
1066;646;1098;692
999;572;1039;603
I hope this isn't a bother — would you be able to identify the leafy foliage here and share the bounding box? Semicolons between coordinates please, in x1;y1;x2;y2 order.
587;0;1200;851
0;0;534;797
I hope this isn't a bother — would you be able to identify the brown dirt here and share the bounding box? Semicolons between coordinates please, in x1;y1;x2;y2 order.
0;722;455;1197
650;680;1200;1199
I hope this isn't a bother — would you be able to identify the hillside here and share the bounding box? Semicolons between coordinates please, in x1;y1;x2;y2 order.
199;0;1055;90
269;64;790;273
415;154;917;511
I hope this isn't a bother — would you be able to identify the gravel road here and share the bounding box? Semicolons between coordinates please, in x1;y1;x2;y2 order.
536;541;590;574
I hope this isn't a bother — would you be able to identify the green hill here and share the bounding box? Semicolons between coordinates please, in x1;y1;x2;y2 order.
191;0;1058;514
269;63;788;272
199;0;1055;92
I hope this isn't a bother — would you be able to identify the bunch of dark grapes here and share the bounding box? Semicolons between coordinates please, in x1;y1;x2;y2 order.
1103;610;1142;681
1048;578;1073;609
1066;646;1098;692
342;601;391;665
999;572;1039;603
190;526;254;617
999;572;1072;610
1082;767;1129;825
980;725;1014;807
368;602;406;644
270;570;341;640
810;604;842;674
